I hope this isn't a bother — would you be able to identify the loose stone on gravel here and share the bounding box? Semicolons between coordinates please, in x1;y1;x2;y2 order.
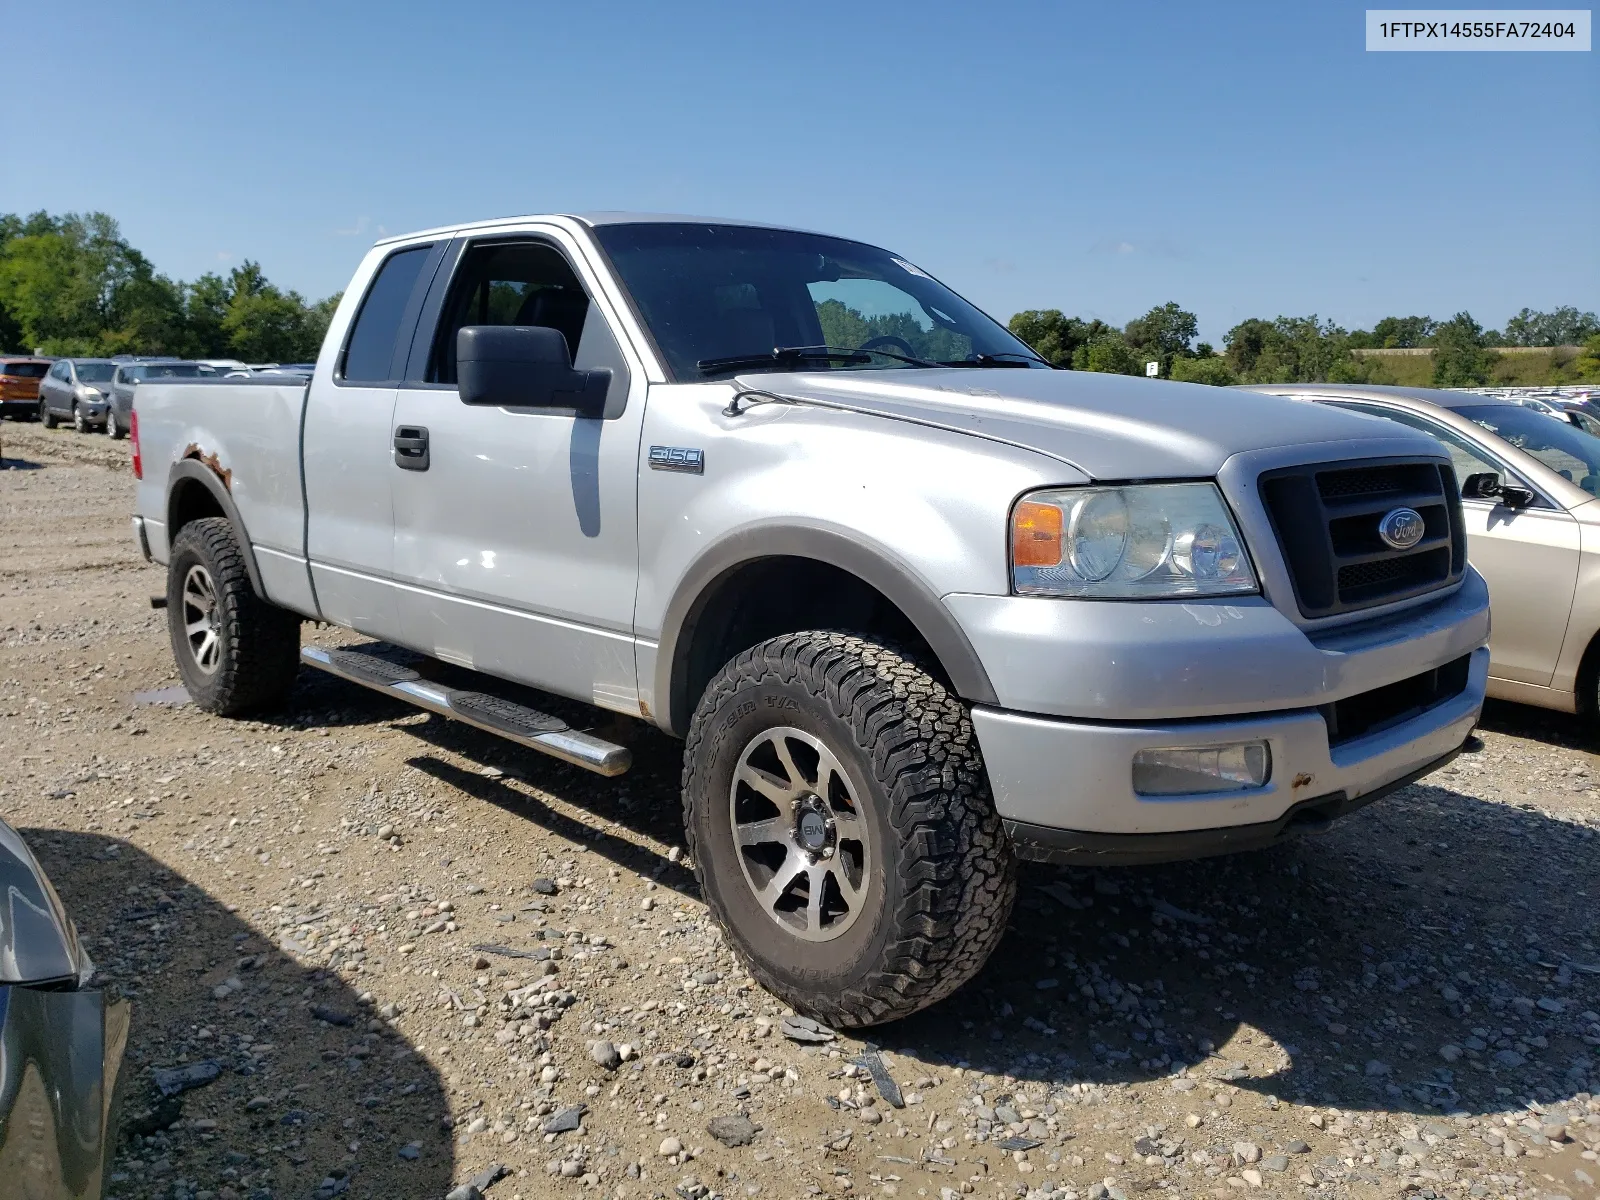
541;1105;586;1134
705;1114;760;1146
780;1015;835;1043
150;1059;221;1097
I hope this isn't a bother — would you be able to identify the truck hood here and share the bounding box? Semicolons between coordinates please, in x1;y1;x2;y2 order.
736;368;1434;479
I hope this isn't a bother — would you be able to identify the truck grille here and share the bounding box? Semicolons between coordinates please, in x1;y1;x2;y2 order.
1258;458;1466;619
1322;654;1472;746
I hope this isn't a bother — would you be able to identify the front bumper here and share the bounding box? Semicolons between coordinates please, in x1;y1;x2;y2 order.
973;643;1487;863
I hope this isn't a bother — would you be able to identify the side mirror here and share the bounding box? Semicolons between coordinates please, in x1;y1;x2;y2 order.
1462;470;1533;509
456;325;610;417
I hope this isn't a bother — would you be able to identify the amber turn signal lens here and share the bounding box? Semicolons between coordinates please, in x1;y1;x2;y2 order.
1012;500;1063;567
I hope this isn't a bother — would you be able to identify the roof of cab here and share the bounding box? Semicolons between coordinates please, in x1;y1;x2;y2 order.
372;211;819;247
1238;382;1520;411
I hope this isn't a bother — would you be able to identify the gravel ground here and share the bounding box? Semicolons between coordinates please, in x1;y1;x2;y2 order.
2;419;1599;1200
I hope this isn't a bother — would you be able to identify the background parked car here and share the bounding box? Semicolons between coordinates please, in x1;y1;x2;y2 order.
38;358;117;431
1243;383;1600;719
107;360;223;438
0;356;54;419
1558;401;1600;438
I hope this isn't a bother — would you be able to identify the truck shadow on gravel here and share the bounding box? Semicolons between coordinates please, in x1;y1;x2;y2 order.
1477;697;1600;754
23;828;455;1200
266;672;1599;1122
275;664;701;895
884;777;1600;1121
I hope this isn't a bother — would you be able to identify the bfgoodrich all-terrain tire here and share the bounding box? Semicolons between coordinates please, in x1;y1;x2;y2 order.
682;631;1016;1028
166;517;301;715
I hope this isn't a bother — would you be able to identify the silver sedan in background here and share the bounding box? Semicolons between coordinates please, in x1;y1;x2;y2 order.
1242;384;1600;720
106;360;223;438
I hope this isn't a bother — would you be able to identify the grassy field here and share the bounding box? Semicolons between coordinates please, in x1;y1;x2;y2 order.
1354;345;1593;388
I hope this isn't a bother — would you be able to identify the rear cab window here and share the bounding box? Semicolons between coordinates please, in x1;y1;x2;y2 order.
339;245;436;384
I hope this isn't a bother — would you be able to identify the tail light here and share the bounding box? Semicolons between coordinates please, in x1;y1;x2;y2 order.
130;409;142;479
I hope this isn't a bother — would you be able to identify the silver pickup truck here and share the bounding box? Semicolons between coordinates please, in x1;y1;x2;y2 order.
130;213;1490;1027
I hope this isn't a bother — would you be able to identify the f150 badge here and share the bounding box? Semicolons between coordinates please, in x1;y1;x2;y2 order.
649;446;705;474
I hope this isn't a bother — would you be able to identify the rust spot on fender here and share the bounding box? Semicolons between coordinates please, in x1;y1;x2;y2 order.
182;443;233;492
1292;772;1315;790
637;700;651;720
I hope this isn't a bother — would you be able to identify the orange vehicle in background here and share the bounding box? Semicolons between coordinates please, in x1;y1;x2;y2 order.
0;357;54;419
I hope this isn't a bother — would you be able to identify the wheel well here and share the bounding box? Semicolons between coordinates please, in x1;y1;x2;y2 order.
674;556;947;730
1575;627;1600;717
167;476;227;542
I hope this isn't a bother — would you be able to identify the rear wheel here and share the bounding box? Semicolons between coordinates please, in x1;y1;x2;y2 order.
682;631;1016;1028
40;400;58;429
166;517;302;715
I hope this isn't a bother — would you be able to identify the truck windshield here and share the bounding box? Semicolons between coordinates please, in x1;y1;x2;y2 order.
1456;403;1600;494
591;222;1047;381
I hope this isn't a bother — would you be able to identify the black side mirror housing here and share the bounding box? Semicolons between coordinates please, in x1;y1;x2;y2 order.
456;326;610;417
1462;470;1533;509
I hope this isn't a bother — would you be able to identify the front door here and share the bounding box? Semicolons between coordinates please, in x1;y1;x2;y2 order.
389;229;646;714
1460;501;1580;685
302;241;442;642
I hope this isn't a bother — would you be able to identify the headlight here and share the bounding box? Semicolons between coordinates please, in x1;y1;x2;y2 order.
79;387;102;398
1011;482;1258;598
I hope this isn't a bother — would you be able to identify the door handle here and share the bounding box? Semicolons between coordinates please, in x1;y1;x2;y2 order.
394;425;430;471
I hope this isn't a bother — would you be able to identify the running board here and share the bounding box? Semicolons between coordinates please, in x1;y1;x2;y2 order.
300;646;631;777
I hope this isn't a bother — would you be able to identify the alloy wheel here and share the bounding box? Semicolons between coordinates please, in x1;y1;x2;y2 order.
728;726;873;942
181;564;223;674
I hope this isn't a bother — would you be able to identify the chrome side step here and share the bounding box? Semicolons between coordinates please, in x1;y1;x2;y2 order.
300;646;631;777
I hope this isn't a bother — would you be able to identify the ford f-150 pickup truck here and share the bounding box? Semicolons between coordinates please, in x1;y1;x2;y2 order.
129;213;1490;1027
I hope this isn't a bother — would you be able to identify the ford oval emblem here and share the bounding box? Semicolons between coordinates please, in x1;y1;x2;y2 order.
1378;507;1426;551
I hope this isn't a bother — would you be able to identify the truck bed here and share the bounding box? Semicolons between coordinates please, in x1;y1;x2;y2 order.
131;376;315;615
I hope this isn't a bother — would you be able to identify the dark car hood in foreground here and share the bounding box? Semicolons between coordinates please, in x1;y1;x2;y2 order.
736;368;1438;479
0;819;127;1197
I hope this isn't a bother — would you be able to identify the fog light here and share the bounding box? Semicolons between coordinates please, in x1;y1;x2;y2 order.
1132;742;1271;796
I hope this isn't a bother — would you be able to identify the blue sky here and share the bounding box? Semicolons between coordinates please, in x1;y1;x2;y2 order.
6;0;1595;342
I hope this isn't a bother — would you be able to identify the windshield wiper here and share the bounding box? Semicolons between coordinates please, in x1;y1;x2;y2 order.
696;344;940;375
937;351;1052;368
697;347;870;375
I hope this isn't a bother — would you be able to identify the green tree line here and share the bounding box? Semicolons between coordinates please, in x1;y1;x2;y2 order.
0;211;340;361
1009;303;1600;388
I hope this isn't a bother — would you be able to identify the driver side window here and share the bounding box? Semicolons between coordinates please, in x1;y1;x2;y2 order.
428;241;591;386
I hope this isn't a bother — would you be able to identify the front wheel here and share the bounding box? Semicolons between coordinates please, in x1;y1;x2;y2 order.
682;632;1016;1028
166;517;302;715
106;409;124;439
